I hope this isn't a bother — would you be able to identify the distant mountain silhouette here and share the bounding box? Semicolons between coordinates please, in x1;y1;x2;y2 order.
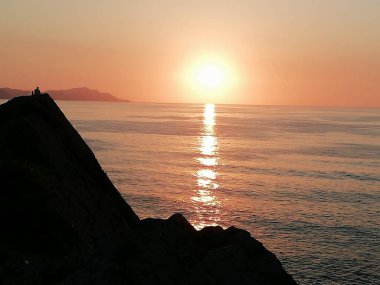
0;88;30;98
0;87;128;102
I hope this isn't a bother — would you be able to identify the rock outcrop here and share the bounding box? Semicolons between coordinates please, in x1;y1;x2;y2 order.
0;94;297;284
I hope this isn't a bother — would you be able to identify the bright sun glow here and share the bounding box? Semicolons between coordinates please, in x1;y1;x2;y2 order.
196;64;226;89
184;55;236;98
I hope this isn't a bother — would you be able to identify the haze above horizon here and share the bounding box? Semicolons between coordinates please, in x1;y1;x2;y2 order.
1;0;379;107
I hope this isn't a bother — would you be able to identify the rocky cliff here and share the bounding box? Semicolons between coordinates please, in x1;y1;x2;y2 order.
0;94;297;284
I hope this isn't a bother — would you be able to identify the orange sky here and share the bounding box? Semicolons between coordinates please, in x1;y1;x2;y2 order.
0;0;379;107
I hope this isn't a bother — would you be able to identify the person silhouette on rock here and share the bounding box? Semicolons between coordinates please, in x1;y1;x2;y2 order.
34;87;41;95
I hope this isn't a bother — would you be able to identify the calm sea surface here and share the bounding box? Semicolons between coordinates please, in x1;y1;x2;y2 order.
8;99;380;284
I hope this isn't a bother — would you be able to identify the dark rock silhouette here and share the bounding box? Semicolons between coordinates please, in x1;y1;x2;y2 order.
0;87;128;102
0;94;297;284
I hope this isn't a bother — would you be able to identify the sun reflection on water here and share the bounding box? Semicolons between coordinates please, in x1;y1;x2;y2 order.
191;103;222;230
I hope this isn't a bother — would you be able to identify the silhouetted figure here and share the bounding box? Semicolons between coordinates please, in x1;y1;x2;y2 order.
34;87;41;96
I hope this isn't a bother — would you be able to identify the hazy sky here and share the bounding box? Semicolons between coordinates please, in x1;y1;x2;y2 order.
1;0;379;106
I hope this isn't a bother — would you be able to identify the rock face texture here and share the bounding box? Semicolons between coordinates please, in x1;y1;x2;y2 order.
0;94;297;285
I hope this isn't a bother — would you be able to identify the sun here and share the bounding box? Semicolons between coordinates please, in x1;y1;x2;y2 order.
195;64;226;90
181;54;239;102
184;56;233;92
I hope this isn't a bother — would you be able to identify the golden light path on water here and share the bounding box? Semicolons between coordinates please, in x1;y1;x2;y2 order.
191;104;222;230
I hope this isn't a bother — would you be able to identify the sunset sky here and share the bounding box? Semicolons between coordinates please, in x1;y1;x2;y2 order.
1;0;379;106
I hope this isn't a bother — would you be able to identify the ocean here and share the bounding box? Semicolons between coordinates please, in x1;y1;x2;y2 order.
7;99;380;284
